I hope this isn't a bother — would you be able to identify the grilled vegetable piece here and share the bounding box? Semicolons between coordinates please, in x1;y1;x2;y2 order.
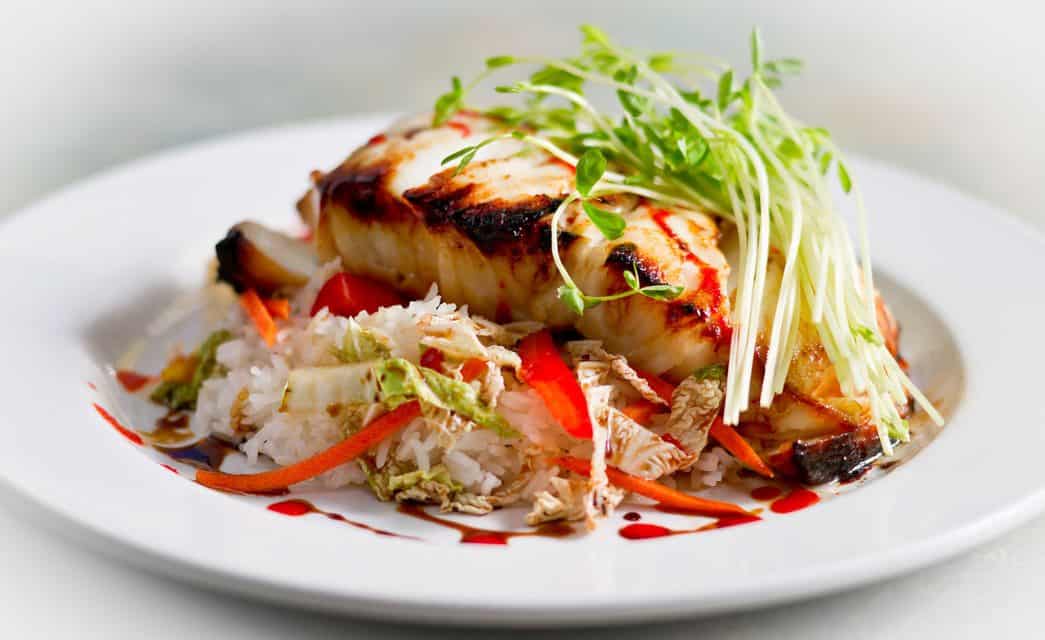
791;427;886;484
216;221;318;294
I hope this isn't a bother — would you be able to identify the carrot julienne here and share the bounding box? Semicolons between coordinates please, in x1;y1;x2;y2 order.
555;456;752;519
240;289;278;346
633;368;675;405
262;296;290;320
621;400;660;426
708;417;775;478
196;401;421;493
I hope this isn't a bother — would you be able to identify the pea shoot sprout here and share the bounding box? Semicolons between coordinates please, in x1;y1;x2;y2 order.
433;25;942;452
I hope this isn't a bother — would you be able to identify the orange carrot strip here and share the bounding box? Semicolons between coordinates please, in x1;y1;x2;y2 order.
555;456;752;518
196;401;421;493
621;400;660;426
709;417;775;478
240;289;278;346
633;368;676;404
262;296;290;320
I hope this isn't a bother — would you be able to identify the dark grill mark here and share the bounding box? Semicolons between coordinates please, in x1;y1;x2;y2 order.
319;164;389;217
604;243;667;287
405;182;565;254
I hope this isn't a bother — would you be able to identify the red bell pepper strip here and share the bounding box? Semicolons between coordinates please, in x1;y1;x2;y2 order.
517;330;593;439
310;272;403;317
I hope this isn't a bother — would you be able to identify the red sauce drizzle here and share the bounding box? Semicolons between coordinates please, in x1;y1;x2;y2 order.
397;503;573;545
620;523;672;539
750;485;783;501
115;369;154;392
620;514;761;540
367;133;387;146
446;121;471;137
649;208;732;344
419;347;445;372
550;157;577;174
269;499;414;539
770;488;820;514
92;404;143;445
623;511;642;522
160;464;178;474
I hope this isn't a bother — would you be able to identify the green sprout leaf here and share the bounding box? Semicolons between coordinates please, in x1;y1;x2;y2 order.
575;149;606;196
433;76;464;126
558;285;587;315
639;284;684;301
778;138;803;159
648;53;674;72
622;268;640;291
852;324;882;346
717;69;734;113
765;57;803;74
485;56;515;69
581;201;626;240
818;151;833;175
692;363;727;382
838;161;853;193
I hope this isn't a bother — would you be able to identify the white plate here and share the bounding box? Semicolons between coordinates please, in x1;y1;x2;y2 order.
0;114;1041;627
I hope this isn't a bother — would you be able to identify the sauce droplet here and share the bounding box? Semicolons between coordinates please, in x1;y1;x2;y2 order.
770;488;820;514
623;511;642;522
619;523;673;540
115;369;154;393
750;485;783;501
160;464;178;474
447;121;471;137
268;499;313;516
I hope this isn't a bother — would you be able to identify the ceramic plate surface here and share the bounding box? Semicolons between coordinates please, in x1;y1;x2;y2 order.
0;115;1040;626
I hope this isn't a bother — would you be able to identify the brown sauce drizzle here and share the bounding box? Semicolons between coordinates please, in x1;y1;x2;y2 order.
397;503;574;545
148;411;194;445
750;485;783;501
154;436;239;471
268;499;415;539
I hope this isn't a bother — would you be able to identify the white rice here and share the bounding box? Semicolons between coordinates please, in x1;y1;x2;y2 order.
186;274;740;518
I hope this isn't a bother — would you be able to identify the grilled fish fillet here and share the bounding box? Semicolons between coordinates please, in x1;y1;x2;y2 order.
299;112;731;381
296;112;903;440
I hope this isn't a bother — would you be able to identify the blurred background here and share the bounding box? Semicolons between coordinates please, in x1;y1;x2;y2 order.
1;0;1043;228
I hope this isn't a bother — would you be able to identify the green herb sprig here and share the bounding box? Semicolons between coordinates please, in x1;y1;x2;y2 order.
431;25;942;451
